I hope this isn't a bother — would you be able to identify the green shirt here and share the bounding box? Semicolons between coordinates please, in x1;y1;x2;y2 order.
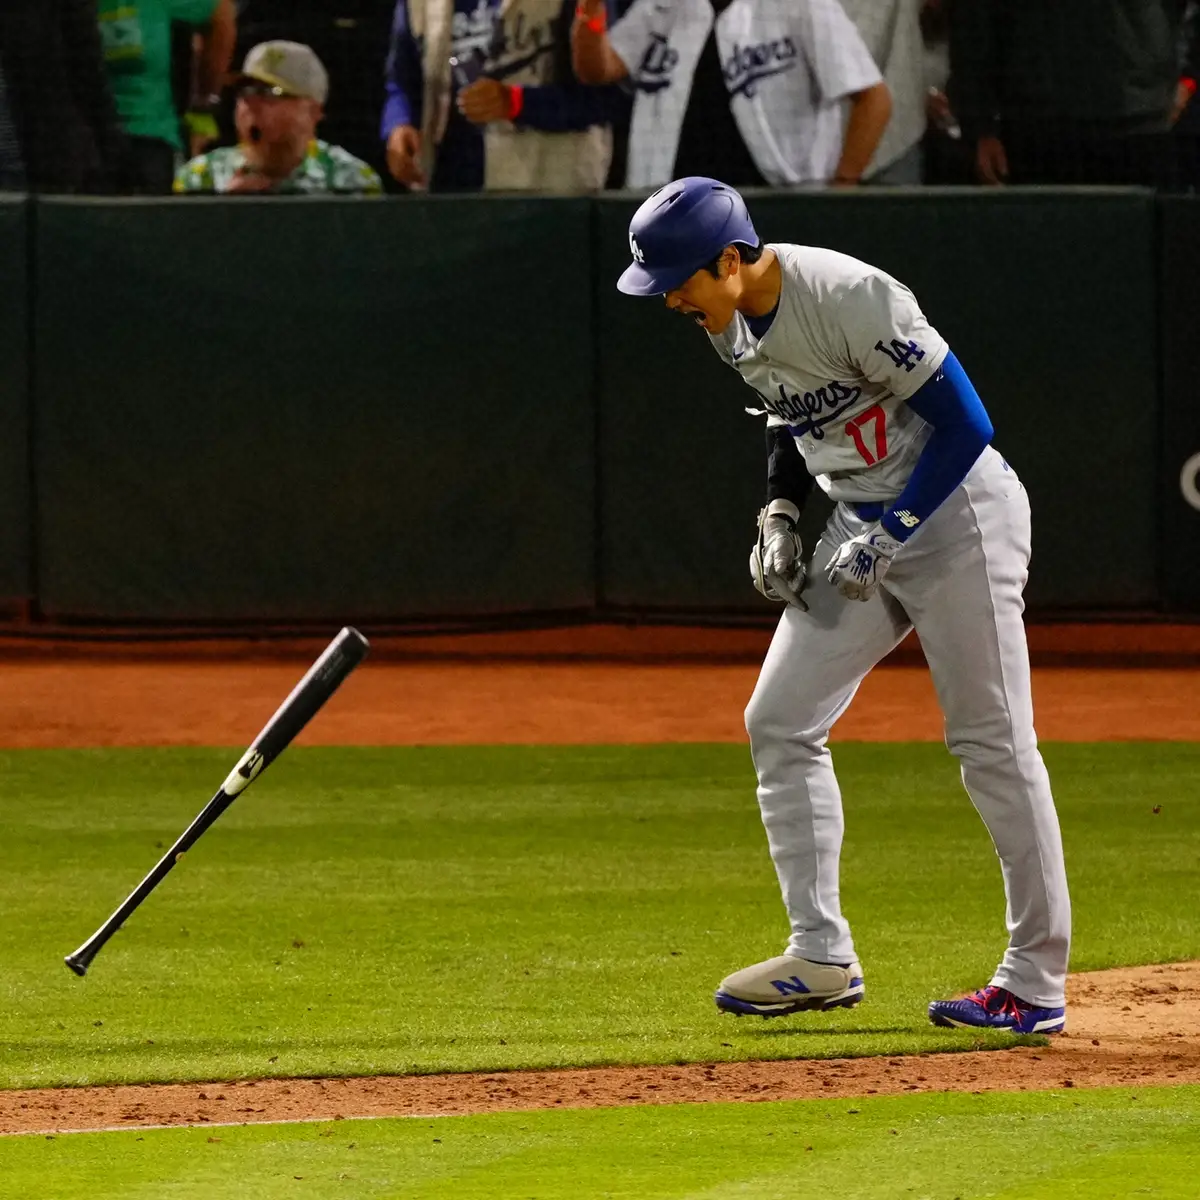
174;140;385;195
97;0;217;151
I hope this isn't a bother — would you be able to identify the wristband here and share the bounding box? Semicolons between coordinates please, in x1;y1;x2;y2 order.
506;84;525;121
575;4;607;33
765;498;801;527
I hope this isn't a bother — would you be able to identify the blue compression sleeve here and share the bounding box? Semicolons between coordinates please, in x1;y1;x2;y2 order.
879;351;994;543
517;82;620;133
381;0;419;137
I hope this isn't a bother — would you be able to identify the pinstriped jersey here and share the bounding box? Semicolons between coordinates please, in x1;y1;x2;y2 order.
710;243;949;504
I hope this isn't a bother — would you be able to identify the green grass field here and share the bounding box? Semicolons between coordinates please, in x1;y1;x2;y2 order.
2;1087;1198;1199
1;742;1197;1199
1;743;1196;1088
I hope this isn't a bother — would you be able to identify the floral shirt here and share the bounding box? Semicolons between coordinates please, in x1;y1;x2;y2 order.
174;140;384;194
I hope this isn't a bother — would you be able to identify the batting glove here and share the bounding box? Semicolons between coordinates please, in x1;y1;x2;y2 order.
750;499;808;610
827;524;903;602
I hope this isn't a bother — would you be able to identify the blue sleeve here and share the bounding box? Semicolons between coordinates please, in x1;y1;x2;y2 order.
504;0;623;132
517;82;621;132
381;0;420;139
879;351;994;543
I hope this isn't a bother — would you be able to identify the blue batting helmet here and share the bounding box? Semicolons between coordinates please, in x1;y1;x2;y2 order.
617;177;760;296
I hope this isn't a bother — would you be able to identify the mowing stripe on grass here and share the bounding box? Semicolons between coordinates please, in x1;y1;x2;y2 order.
0;1085;1197;1200
0;1113;450;1137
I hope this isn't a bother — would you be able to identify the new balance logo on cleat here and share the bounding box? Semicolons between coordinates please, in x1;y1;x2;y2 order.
895;510;920;528
771;976;810;996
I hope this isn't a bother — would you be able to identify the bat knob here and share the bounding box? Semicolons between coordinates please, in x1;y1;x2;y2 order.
64;954;89;977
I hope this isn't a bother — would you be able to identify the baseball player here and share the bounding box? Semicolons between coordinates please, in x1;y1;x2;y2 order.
617;177;1072;1034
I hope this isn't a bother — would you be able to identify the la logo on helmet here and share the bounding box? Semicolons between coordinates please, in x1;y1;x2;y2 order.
629;232;645;264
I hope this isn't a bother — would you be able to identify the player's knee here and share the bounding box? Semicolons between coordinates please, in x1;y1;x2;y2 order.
744;690;778;748
744;686;790;746
744;689;824;752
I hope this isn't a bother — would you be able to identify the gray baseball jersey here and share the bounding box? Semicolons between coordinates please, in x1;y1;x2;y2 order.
709;243;949;504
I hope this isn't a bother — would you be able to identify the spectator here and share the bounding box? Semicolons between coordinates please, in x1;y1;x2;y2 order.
1175;0;1200;188
572;0;891;189
232;0;394;184
96;0;237;193
838;0;926;184
919;0;972;185
175;41;383;193
949;0;1184;188
0;0;128;193
383;0;621;193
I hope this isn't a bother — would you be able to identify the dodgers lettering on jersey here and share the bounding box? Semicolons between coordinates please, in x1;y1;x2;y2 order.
723;34;798;99
607;0;881;188
710;244;949;504
451;0;501;61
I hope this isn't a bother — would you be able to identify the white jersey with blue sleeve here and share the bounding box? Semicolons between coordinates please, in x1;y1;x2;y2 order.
709;243;949;504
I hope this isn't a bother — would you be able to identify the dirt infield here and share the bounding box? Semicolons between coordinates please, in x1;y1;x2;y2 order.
3;963;1197;1134
0;661;1196;746
0;642;1196;1134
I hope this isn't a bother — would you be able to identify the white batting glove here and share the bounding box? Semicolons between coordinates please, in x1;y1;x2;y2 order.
749;499;808;610
827;524;903;602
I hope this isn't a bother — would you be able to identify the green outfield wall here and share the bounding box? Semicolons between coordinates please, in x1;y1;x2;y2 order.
1158;197;1200;613
32;197;595;621
0;196;30;608
0;188;1189;622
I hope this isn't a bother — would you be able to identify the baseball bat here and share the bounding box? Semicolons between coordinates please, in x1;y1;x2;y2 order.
64;626;370;977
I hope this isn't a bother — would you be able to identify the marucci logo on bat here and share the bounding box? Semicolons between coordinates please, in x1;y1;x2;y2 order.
221;749;266;796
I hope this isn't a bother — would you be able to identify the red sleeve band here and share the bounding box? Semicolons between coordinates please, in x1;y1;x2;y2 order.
575;4;607;33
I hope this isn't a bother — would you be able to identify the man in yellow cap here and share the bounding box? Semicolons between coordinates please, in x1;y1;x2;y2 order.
175;40;382;194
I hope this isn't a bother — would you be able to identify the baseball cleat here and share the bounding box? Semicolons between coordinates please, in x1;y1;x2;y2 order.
928;986;1065;1035
715;955;865;1018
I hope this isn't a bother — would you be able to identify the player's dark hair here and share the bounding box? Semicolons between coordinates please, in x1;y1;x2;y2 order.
705;241;764;278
